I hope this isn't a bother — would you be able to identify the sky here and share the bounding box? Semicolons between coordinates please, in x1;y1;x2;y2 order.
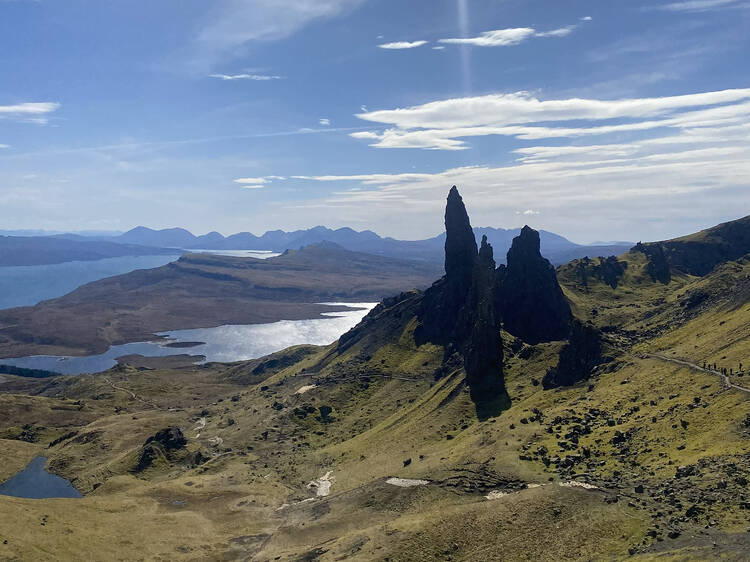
0;0;749;243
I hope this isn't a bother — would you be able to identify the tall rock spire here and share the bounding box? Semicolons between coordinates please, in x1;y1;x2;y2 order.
444;186;478;293
416;188;506;411
500;225;571;344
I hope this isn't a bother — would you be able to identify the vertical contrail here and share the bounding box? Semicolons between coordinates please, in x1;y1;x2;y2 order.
457;0;471;93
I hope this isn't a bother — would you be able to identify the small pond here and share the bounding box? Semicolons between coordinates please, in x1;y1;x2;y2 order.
0;456;82;499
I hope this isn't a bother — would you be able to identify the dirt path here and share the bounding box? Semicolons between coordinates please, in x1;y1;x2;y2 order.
102;377;159;408
643;354;750;395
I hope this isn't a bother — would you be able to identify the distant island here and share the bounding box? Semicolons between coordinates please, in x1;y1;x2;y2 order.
0;235;180;267
0;243;442;359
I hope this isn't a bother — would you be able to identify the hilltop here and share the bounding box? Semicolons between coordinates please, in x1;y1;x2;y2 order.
0;189;749;560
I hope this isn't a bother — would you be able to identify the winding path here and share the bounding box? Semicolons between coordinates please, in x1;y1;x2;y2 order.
102;377;159;408
643;353;750;394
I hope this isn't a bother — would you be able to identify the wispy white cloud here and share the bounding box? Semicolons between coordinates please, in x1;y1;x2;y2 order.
0;102;60;125
278;135;750;238
0;144;10;149
319;118;331;126
535;25;577;38
439;27;536;47
378;40;428;49
234;177;269;185
195;0;364;67
266;86;750;240
350;88;750;150
438;19;587;48
0;102;60;115
209;73;283;81
231;83;743;241
656;0;748;11
234;175;288;189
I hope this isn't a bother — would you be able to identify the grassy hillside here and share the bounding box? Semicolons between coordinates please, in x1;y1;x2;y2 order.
1;218;749;559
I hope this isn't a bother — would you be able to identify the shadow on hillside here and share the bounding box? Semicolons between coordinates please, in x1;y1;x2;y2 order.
469;379;511;421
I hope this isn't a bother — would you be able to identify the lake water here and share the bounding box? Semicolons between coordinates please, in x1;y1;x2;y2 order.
1;303;376;376
0;254;181;310
185;249;282;259
0;456;82;499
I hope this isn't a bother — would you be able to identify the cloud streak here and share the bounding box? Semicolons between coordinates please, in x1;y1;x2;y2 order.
656;0;749;11
378;40;428;49
0;102;60;115
209;73;283;81
234;175;288;189
0;102;60;125
438;21;585;48
351;88;750;150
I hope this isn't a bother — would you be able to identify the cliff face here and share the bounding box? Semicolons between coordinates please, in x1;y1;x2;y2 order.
500;226;572;344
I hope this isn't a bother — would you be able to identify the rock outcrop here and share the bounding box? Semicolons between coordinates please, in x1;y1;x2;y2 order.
634;242;671;284
464;236;502;385
145;427;187;450
328;186;592;403
134;427;188;473
572;256;629;290
416;188;505;394
500;226;572;344
542;320;603;389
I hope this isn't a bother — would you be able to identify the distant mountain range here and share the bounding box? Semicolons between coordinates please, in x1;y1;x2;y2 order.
59;226;634;266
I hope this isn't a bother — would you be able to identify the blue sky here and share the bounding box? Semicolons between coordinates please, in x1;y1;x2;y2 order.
0;0;748;243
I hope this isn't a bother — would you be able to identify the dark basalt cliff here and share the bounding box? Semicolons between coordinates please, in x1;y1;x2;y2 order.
416;188;504;393
499;226;572;344
334;186;603;402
